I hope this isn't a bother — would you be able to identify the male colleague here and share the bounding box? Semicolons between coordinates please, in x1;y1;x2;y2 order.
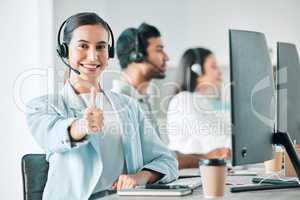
113;23;230;169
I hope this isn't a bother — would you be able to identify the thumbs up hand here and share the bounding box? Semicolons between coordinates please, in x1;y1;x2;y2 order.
68;87;104;141
83;86;103;133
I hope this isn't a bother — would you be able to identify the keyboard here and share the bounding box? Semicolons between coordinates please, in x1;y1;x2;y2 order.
231;183;300;193
167;177;202;189
252;177;299;185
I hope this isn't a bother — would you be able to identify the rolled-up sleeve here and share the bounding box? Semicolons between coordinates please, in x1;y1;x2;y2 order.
26;96;89;154
136;102;178;183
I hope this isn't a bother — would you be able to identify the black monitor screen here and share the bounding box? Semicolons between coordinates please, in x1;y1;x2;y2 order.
229;30;275;166
277;42;300;144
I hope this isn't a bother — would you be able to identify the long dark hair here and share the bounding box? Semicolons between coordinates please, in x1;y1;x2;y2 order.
180;47;212;92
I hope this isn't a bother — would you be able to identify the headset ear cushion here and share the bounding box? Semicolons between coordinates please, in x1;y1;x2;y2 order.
129;52;144;62
57;43;68;58
136;52;144;62
129;52;137;62
61;43;69;58
108;45;114;58
191;63;202;75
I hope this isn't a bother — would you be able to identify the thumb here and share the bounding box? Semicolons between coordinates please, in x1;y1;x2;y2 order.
111;181;118;190
89;86;96;108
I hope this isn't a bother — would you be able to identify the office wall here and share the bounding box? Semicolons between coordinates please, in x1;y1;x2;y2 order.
0;0;53;199
53;0;300;68
53;0;300;116
185;0;300;66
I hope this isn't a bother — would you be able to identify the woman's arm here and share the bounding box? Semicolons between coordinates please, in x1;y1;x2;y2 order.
176;149;231;169
26;96;88;153
68;119;87;141
136;101;179;184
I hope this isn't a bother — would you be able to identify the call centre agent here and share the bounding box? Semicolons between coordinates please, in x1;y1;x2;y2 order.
114;25;230;169
167;48;231;157
26;12;177;200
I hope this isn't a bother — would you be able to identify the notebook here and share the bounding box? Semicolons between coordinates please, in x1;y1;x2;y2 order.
117;187;192;196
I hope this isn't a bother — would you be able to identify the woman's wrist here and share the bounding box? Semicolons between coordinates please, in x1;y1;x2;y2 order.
134;171;151;185
140;169;163;184
68;118;88;141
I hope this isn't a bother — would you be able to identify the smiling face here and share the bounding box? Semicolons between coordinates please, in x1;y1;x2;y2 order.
68;24;109;82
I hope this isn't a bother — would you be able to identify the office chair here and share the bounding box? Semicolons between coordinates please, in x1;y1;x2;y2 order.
21;154;49;200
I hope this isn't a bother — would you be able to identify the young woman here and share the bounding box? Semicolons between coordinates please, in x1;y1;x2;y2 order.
26;12;177;200
166;47;231;157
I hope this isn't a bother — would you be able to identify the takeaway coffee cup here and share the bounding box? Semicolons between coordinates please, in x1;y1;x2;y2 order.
199;159;226;198
264;151;283;173
284;145;300;177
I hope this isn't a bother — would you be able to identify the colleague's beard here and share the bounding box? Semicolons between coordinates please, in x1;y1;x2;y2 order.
152;71;166;79
147;59;166;79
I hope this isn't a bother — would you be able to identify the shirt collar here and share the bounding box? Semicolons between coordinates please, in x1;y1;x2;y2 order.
112;79;149;101
60;80;88;111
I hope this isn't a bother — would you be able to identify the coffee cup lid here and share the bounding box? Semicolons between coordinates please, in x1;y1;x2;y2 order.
199;158;226;166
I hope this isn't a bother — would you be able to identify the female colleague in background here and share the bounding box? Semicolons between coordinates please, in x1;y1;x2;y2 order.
26;12;177;200
167;47;231;157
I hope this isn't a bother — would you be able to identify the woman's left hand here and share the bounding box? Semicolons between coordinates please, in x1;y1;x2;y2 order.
112;170;162;190
111;173;148;190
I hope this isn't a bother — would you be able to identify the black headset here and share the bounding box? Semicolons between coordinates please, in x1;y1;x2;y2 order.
56;15;115;75
128;28;144;63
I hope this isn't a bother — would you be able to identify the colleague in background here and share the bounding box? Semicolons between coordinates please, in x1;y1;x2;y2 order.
114;24;229;169
26;13;177;200
167;47;231;156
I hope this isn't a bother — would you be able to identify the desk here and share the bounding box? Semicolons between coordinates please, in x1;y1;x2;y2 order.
100;174;300;200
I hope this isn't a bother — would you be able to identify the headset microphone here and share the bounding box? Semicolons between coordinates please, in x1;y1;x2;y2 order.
57;53;81;75
147;59;165;74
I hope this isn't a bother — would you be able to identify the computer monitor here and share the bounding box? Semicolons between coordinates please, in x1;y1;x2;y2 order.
229;29;275;166
277;42;300;144
229;30;300;192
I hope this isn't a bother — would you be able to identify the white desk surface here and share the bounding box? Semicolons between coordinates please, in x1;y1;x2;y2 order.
100;166;300;200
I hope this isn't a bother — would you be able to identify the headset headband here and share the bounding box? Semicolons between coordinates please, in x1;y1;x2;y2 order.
57;15;115;58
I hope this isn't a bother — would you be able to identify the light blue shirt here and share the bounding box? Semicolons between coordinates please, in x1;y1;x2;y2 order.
79;92;125;194
26;81;178;200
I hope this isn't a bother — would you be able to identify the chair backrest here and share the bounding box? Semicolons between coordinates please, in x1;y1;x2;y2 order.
21;154;49;200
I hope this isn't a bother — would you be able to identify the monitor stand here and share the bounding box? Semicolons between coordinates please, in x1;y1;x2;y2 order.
231;131;300;193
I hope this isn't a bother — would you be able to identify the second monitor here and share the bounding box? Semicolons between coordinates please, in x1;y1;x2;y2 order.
229;29;300;192
277;42;300;144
